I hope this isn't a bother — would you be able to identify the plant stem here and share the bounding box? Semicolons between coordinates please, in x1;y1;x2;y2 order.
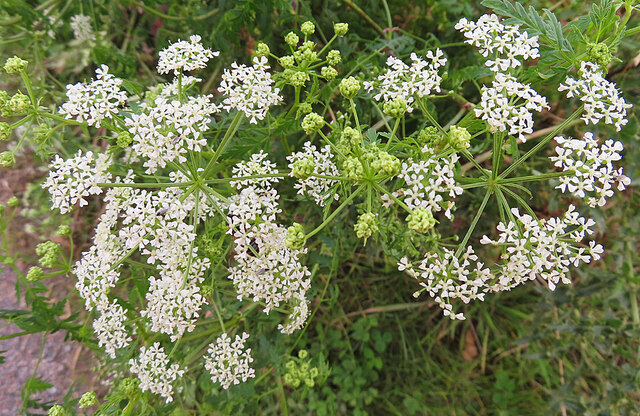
306;186;364;239
455;190;491;257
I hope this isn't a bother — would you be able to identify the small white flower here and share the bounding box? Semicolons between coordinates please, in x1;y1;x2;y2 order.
129;343;185;403
157;35;219;75
287;142;340;207
218;56;282;123
205;332;255;389
70;14;95;42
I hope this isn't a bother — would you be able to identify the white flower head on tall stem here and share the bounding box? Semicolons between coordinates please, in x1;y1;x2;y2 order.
129;342;185;403
59;65;127;127
204;332;255;389
559;61;631;131
157;35;219;75
218;56;283;123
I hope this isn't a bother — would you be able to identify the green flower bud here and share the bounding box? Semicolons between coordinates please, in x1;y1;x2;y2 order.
301;21;315;36
354;212;378;241
587;42;614;69
326;50;341;66
417;126;441;149
371;151;400;177
448;125;471;151
285;360;297;371
294;48;317;63
36;241;62;268
334;23;349;37
292;156;315;179
4;56;28;74
407;208;436;233
285;223;307;250
289;71;309;87
297;103;312;115
301;112;324;134
383;97;407;118
0;91;9;107
116;131;132;148
320;66;338;81
7;196;18;207
79;391;98;408
26;266;44;282
304;378;315;387
339;76;361;99
0;151;15;167
48;405;69;416
2;93;30;116
0;122;11;141
118;377;140;397
298;349;308;359
200;285;213;298
310;367;319;377
255;42;270;58
342;156;364;181
280;55;295;69
340;127;362;151
56;225;71;236
285;32;299;47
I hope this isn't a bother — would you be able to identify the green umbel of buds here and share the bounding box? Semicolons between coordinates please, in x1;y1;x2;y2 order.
321;66;338;81
371;151;400;177
339;76;361;99
288;70;309;87
0;122;11;141
301;112;324;134
255;42;270;58
297;103;312;115
285;223;306;250
407;208;436;233
117;131;133;148
326;50;341;65
294;42;318;62
36;241;62;268
7;196;18;207
280;56;295;68
354;212;378;241
56;225;71;236
383;97;407;118
48;405;69;416
4;56;28;74
342;156;364;181
0;151;15;167
447;125;471;151
2;93;30;116
283;350;319;389
200;285;213;298
587;42;614;69
301;21;315;36
339;127;363;154
118;377;140;397
26;266;44;282
334;23;349;36
285;32;299;47
292;156;315;179
417;126;441;149
79;391;98;408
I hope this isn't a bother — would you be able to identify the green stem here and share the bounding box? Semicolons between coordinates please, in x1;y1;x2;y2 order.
96;182;192;188
499;107;583;179
203;112;243;177
499;171;571;184
455;190;491;257
306;186;363;239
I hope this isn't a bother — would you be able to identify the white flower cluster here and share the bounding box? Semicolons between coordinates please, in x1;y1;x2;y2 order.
218;56;282;123
398;246;492;320
70;14;95;42
157;34;219;75
287;141;340;207
277;297;310;335
129;342;185;403
480;205;604;291
363;50;446;112
126;95;217;174
93;300;132;359
204;332;255;389
455;14;540;72
231;150;281;190
559;61;632;131
42;150;112;214
227;186;311;314
551;132;631;207
59;65;128;127
393;151;463;220
475;73;549;142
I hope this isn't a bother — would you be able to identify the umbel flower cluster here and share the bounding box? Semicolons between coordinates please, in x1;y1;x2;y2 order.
34;11;631;407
